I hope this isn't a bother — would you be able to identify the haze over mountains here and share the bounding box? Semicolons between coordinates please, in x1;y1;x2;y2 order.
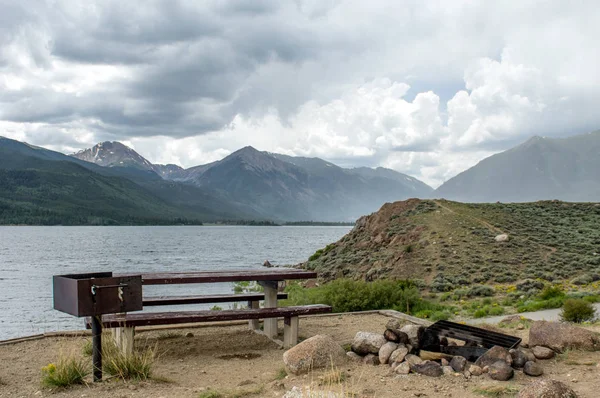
436;130;600;202
71;142;433;221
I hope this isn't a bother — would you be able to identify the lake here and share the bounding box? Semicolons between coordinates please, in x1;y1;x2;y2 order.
0;226;351;340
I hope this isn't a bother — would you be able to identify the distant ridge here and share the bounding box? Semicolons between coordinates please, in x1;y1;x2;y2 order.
70;142;434;221
435;130;600;202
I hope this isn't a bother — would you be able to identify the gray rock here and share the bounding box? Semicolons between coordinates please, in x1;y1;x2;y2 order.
475;346;513;368
523;361;543;377
510;348;528;368
386;319;401;331
351;332;387;355
468;364;483;376
450;356;467;372
517;379;577;398
520;348;537;362
532;346;555;360
389;345;409;364
363;354;380;366
346;351;362;362
395;361;411;375
283;335;347;375
488;360;514;381
378;342;398;364
441;358;449;366
529;321;600;352
410;360;443;377
404;354;424;366
442;365;454;375
400;325;425;349
495;234;509;242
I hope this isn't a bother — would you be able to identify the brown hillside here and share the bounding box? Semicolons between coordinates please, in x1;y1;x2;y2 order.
300;199;600;291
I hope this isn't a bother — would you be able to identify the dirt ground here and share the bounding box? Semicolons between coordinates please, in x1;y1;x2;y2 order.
1;313;600;398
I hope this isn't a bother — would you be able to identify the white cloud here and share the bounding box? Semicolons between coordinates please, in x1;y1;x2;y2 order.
1;1;600;188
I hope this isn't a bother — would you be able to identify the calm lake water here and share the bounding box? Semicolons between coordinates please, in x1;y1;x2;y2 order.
0;226;351;340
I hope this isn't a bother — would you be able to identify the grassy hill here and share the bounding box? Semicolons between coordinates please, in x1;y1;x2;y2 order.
301;199;600;289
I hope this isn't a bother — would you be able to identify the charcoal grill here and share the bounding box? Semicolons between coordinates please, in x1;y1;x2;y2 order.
421;320;521;362
53;272;143;381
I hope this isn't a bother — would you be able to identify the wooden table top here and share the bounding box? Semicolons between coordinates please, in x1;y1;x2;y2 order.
116;268;317;285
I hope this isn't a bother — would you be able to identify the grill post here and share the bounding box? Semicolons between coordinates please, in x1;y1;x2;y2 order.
91;315;102;382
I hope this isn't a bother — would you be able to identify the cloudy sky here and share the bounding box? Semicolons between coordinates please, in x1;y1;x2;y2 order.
1;0;599;187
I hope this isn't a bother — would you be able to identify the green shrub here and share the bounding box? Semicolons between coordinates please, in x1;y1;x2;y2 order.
560;298;597;323
41;355;88;388
571;274;593;285
538;286;565;300
308;244;336;261
285;278;447;317
467;285;495;297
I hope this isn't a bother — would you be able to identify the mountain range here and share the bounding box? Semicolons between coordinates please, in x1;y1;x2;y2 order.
71;142;433;221
0;137;433;224
1;129;599;225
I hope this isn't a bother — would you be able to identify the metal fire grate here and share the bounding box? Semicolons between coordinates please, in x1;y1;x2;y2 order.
421;320;522;362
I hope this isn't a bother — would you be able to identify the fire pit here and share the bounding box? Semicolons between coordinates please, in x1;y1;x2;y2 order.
420;320;522;362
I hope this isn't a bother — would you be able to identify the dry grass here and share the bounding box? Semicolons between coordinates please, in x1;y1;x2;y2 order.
41;353;89;389
102;337;157;380
473;385;520;397
198;384;265;398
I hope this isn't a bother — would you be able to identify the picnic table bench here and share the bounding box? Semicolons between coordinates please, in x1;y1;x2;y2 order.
85;268;330;352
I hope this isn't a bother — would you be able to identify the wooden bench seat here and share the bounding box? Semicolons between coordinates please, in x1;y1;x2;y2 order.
142;292;288;306
86;304;332;349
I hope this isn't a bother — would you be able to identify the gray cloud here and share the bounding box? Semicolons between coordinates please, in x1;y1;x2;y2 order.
1;0;599;187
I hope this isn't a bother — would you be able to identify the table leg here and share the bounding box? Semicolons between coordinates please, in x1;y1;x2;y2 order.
248;300;260;330
260;281;278;338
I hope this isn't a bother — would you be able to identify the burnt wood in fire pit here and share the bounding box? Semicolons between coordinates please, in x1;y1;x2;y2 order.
420;320;521;362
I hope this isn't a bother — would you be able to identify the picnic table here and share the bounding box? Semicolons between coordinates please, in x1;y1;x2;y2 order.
90;268;331;352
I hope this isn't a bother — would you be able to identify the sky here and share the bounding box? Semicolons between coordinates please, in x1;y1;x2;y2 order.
1;0;599;188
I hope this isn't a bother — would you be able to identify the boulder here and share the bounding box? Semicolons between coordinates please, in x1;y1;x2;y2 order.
363;354;380;365
283;335;347;375
523;361;543;377
529;321;600;352
395;362;411;375
442;365;454;375
263;260;273;267
404;354;424;366
400;325;425;349
378;342;398;364
488;361;514;381
517;379;577;398
475;346;512;368
351;332;387;355
450;356;467;372
410;360;443;377
520;348;537;363
468;364;483;376
441;358;449;366
495;234;509;242
389;345;409;364
386;319;401;331
532;346;555;360
510;349;529;368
